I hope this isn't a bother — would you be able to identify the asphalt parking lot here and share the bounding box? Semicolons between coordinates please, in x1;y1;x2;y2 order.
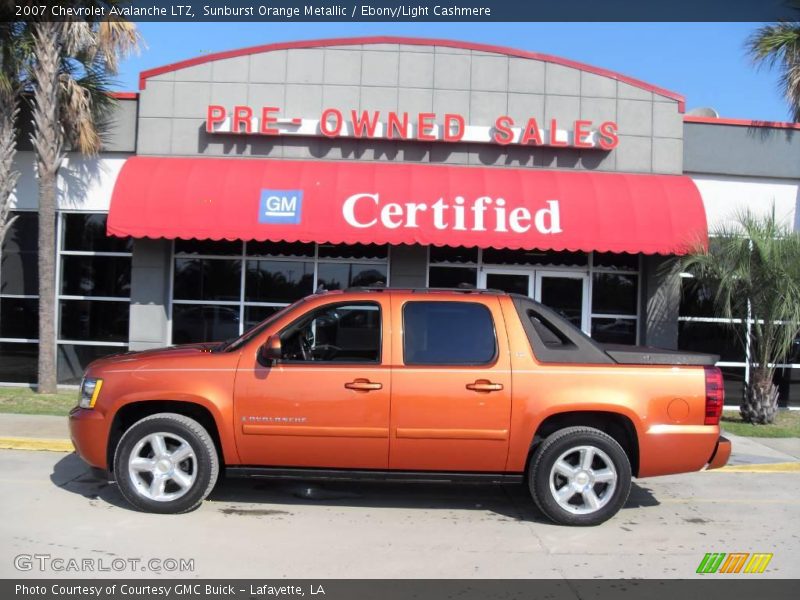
0;449;798;579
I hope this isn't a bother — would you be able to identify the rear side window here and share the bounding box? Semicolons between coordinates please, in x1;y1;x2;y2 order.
403;301;496;365
527;309;576;348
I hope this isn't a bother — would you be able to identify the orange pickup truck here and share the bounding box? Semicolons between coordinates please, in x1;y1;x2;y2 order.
69;288;730;525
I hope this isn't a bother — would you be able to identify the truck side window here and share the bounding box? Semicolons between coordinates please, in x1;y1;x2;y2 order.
403;301;496;365
280;303;381;363
527;310;575;348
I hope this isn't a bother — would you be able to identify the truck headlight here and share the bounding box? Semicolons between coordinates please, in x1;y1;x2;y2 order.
79;378;103;409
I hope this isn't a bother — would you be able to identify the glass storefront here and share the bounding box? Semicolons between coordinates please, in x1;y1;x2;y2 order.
428;248;640;344
170;241;389;344
0;212;132;385
57;213;132;384
0;212;39;384
3;215;799;408
678;274;800;407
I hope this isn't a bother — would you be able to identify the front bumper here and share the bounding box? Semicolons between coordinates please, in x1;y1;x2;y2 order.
68;407;111;470
706;435;732;470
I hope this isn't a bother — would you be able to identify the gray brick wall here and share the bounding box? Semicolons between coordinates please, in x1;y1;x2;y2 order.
684;122;800;179
138;43;683;174
128;239;171;351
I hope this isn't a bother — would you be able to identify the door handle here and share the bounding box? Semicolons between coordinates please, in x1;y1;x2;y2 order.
466;380;504;392
345;379;383;391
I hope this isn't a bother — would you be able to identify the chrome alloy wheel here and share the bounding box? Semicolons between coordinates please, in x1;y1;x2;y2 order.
548;445;618;514
127;432;197;502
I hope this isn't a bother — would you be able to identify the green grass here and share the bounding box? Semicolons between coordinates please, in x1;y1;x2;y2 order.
0;387;77;416
721;410;800;438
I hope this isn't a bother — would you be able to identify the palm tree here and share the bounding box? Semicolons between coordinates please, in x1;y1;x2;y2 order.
0;20;27;244
747;19;800;121
27;16;140;393
677;211;800;424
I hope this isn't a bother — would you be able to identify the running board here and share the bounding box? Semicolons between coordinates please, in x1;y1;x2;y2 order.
226;466;524;484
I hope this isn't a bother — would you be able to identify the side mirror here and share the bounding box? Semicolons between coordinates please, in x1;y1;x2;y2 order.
258;335;282;365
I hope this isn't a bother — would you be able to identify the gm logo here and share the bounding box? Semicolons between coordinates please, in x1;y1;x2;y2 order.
259;189;302;224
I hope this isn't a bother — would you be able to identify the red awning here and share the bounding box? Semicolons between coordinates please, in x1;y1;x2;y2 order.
107;156;707;255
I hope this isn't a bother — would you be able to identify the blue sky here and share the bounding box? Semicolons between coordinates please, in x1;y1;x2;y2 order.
116;22;791;122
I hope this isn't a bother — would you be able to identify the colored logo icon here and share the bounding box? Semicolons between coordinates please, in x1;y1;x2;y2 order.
259;189;303;224
696;552;773;574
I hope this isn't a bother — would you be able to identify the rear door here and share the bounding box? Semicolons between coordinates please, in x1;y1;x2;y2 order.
388;295;512;472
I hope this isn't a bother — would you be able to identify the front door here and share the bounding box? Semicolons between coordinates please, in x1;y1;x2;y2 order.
535;271;590;333
233;298;391;469
389;296;512;472
481;268;590;333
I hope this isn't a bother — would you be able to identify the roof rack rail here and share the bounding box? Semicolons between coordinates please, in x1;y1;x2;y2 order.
343;286;507;295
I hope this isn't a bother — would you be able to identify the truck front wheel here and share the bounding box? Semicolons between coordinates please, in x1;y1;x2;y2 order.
529;426;631;526
113;413;219;514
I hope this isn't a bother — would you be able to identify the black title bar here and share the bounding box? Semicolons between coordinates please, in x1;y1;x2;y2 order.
4;580;800;600
4;0;800;22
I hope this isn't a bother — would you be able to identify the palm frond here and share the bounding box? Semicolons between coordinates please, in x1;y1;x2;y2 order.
747;21;800;121
96;20;142;74
748;22;800;67
677;208;800;385
60;74;101;155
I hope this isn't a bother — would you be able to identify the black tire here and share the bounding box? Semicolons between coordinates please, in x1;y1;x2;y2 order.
528;426;631;526
113;413;219;514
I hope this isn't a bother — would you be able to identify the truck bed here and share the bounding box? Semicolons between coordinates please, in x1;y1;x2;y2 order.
602;344;718;366
510;294;718;367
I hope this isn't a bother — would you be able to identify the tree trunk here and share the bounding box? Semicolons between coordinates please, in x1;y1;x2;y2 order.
31;23;64;394
740;371;780;424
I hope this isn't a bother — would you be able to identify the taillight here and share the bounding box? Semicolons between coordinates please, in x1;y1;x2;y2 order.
704;366;725;425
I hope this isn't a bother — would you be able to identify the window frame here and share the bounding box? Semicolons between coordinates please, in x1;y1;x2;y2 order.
677;270;800;408
55;212;132;348
0;211;39;344
55;212;133;385
0;211;40;384
168;241;391;346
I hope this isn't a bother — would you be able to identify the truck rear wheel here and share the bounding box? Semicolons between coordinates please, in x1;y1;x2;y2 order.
529;426;631;526
113;413;219;514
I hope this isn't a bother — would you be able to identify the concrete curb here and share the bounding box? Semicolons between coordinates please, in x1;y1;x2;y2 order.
0;437;73;452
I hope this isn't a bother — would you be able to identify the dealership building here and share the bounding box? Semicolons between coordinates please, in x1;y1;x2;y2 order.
3;36;800;406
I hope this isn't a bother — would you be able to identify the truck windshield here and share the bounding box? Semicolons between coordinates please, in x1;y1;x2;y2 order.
216;299;305;353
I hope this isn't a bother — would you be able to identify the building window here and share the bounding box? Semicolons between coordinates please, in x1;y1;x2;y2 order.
170;241;389;344
679;274;748;404
589;270;639;345
428;246;479;289
678;274;800;407
56;213;132;385
427;248;640;344
677;274;800;407
0;212;38;384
